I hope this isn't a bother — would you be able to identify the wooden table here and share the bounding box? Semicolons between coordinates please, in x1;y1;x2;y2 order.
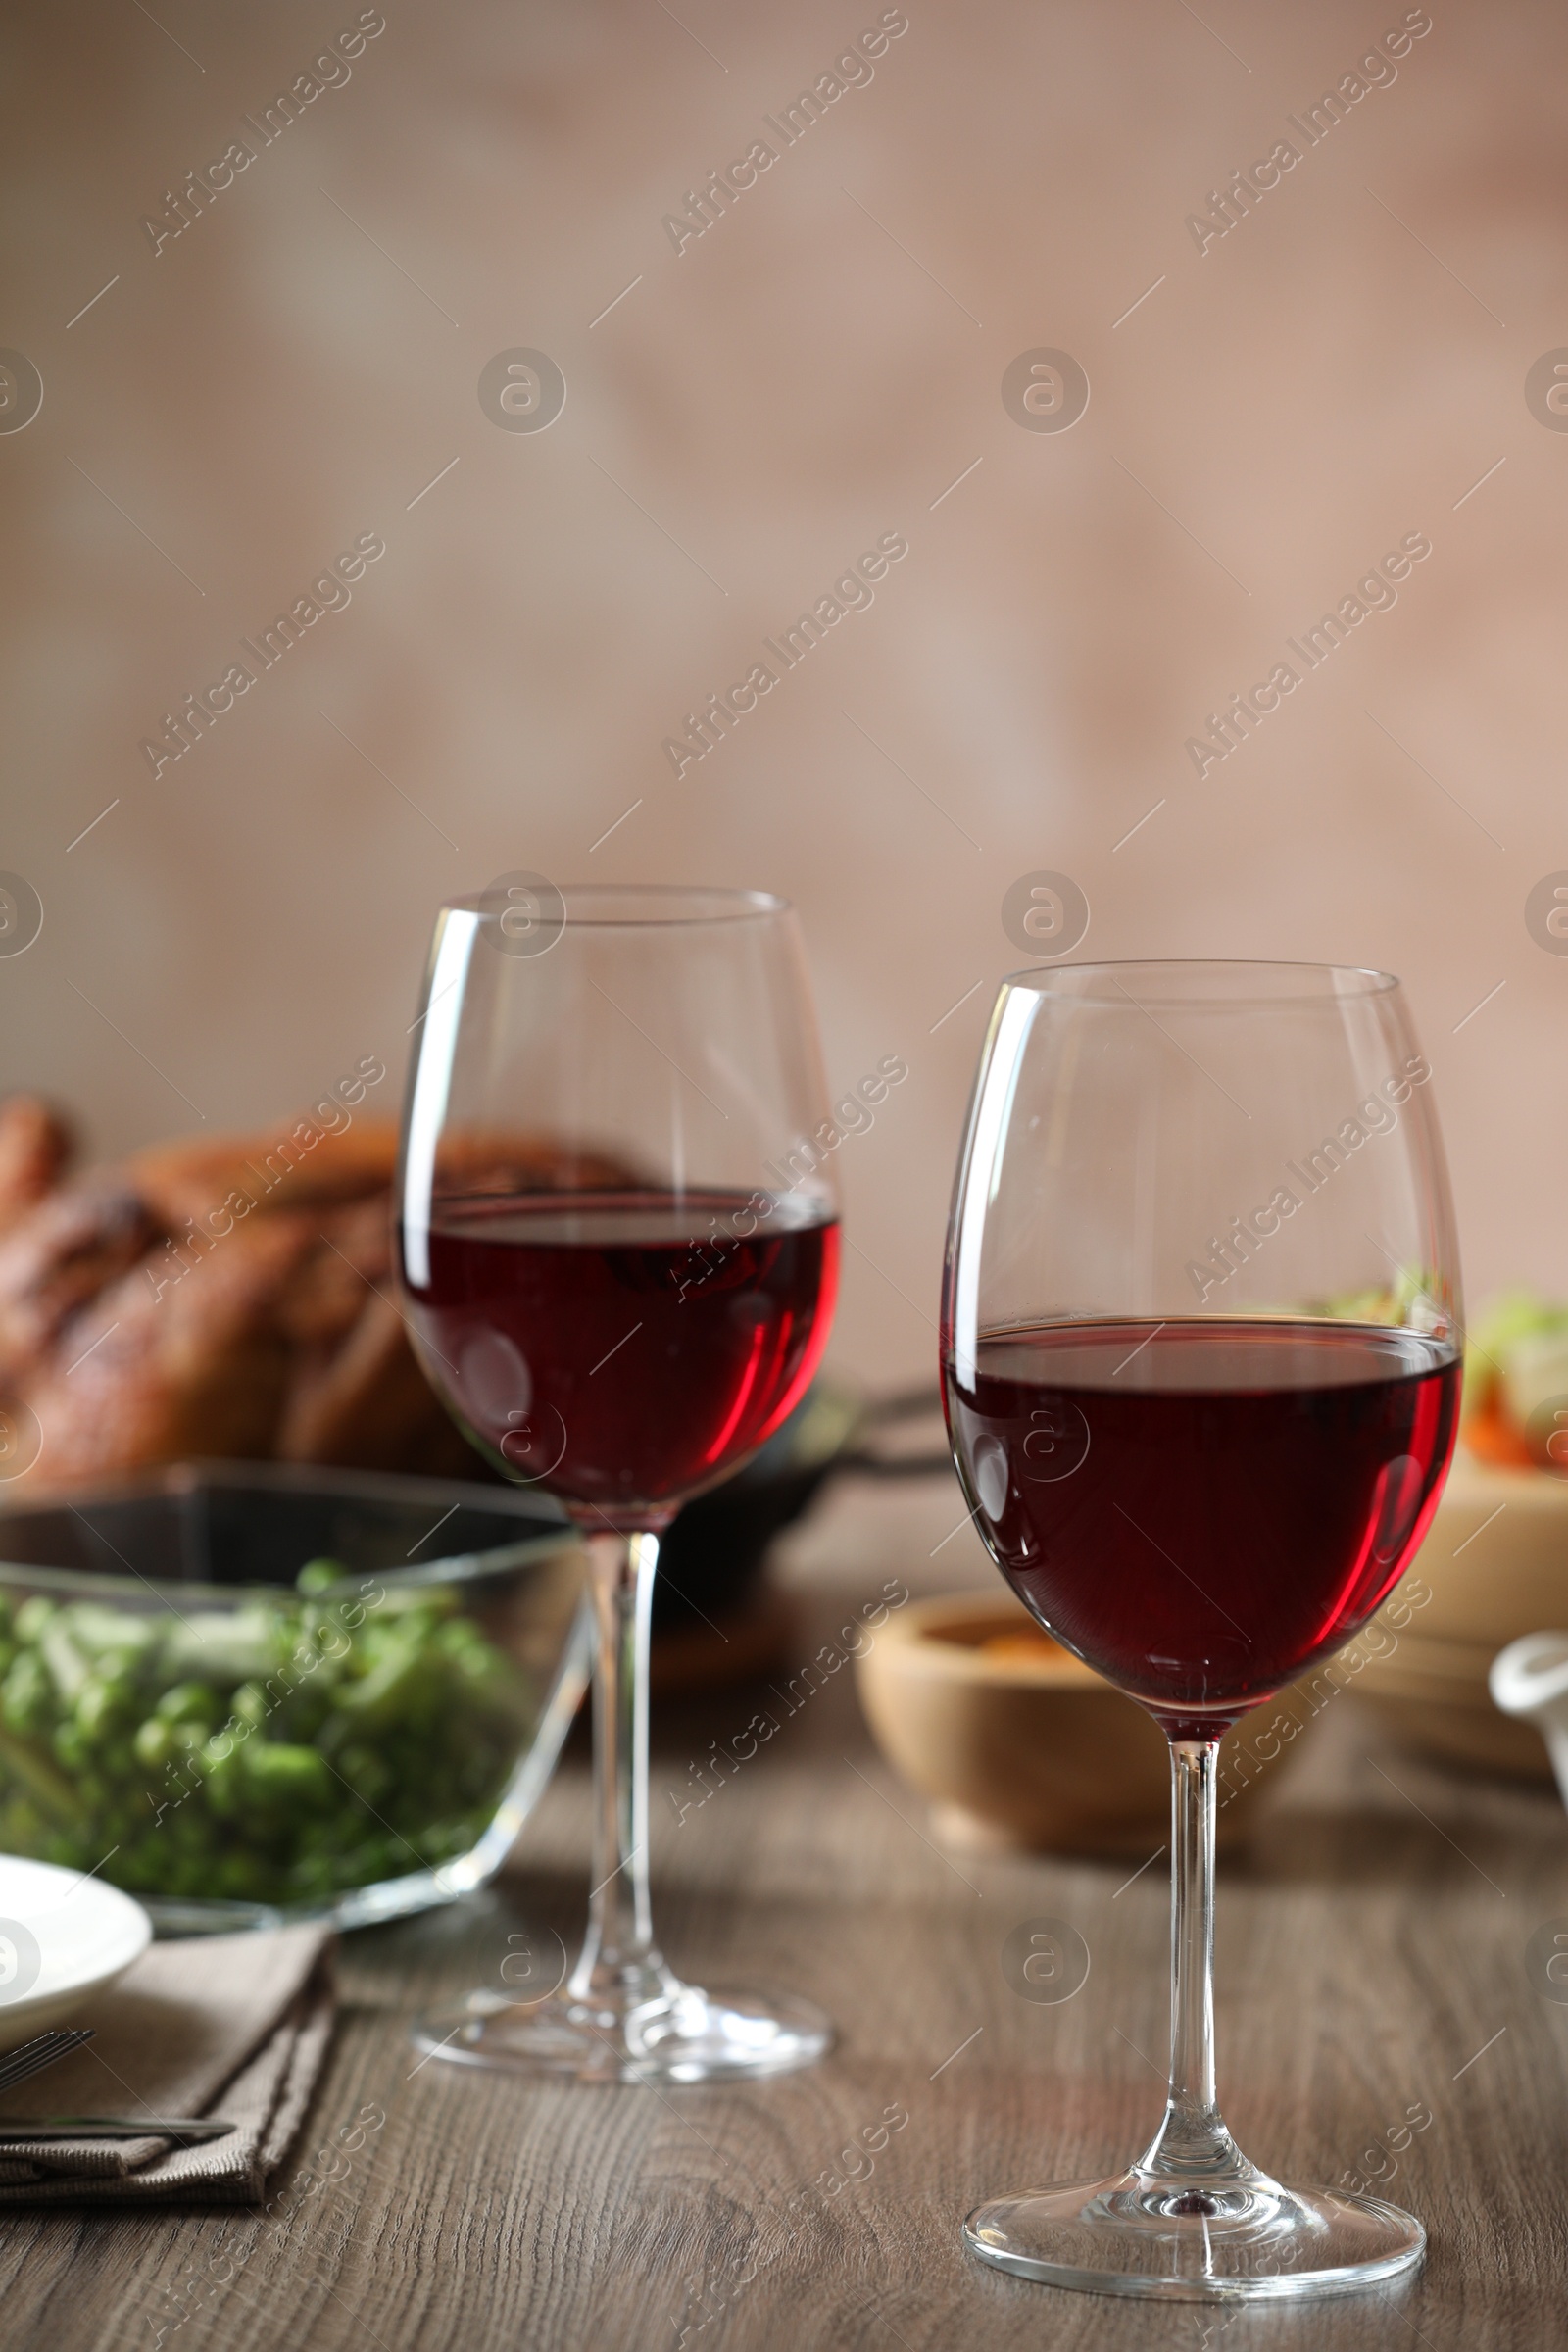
3;1489;1566;2351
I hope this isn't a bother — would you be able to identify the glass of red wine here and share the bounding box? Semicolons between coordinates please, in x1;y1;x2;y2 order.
396;884;840;2082
942;960;1460;2299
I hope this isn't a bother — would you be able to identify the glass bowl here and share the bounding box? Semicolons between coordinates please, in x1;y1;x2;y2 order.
0;1462;588;1934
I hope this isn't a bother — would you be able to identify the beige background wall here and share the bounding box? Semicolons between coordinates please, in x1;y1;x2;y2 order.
1;0;1563;1389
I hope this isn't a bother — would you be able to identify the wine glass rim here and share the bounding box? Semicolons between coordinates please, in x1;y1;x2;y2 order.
1002;957;1400;1006
442;884;790;928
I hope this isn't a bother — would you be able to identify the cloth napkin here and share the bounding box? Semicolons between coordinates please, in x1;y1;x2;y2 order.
0;1923;334;2203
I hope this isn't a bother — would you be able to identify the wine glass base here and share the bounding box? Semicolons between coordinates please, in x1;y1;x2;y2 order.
963;2172;1425;2302
411;1984;833;2085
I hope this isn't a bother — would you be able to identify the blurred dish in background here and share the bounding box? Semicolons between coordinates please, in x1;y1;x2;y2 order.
1352;1453;1564;1778
1459;1289;1568;1471
856;1592;1316;1857
1351;1293;1568;1781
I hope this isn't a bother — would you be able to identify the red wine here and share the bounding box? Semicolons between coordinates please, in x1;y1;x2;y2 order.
401;1191;838;1523
943;1318;1459;1736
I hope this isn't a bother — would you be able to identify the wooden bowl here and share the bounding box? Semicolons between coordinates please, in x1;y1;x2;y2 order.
855;1592;1311;1857
1346;1449;1568;1779
1413;1450;1568;1648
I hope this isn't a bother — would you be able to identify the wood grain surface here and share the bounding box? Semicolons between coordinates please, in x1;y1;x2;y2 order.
0;1493;1563;2352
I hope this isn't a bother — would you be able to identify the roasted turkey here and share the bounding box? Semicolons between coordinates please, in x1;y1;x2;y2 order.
0;1095;618;1490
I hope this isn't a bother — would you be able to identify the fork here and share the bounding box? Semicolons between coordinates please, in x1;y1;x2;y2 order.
0;2028;95;2095
0;2028;236;2140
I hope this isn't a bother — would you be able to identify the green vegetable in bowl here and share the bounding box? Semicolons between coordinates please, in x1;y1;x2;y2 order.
0;1559;539;1909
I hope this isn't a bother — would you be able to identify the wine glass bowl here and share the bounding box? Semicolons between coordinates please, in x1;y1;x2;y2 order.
942;960;1461;2299
950;1317;1457;1740
396;884;841;2082
406;1187;837;1526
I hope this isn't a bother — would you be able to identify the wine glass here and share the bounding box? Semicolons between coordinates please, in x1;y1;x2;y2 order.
942;960;1460;2300
396;884;841;2082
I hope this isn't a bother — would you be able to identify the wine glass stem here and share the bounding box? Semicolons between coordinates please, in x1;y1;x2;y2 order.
1137;1738;1252;2187
566;1528;671;2012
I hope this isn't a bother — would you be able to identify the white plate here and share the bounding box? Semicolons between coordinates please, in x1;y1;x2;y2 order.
0;1856;152;2052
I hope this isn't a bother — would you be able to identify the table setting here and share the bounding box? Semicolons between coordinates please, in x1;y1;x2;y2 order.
0;1925;333;2200
0;894;1564;2350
